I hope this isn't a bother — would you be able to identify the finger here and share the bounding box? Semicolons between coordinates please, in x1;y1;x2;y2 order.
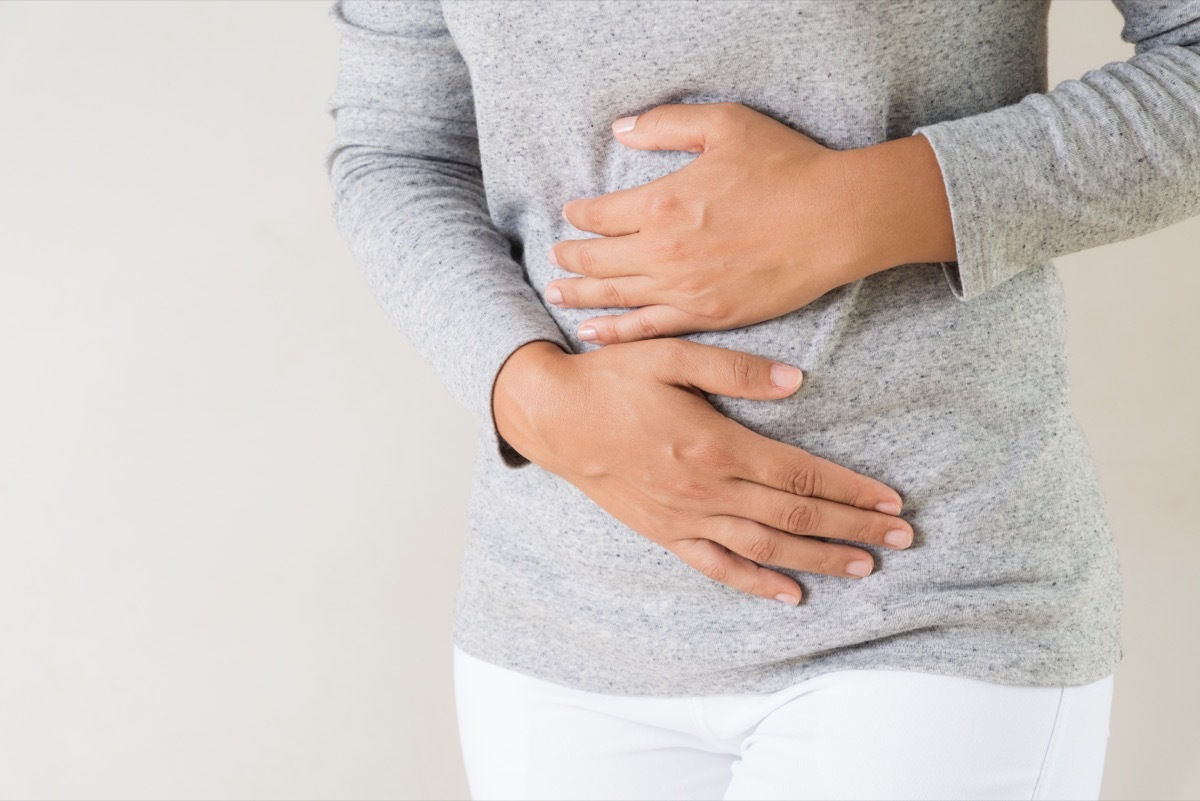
611;101;744;154
704;514;878;580
549;231;650;278
562;186;647;237
649;339;804;399
578;306;697;344
545;275;659;310
671;537;803;605
729;481;913;558
734;429;905;514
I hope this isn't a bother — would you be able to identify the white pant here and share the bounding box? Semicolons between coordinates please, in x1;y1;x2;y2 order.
453;645;1114;801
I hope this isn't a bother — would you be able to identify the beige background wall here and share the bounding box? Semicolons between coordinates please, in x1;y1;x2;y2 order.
0;1;1194;798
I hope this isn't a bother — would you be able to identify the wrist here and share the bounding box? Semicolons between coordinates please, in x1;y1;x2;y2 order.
838;133;957;277
492;340;573;463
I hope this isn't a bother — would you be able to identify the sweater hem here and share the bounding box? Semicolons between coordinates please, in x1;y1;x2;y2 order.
449;630;1122;698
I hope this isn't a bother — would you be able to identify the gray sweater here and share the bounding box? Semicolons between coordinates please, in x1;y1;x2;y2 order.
324;0;1200;695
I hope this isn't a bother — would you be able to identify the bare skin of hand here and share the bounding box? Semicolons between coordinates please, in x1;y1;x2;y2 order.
492;338;914;605
543;101;957;344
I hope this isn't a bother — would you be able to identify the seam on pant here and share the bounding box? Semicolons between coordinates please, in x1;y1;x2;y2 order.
1030;686;1067;800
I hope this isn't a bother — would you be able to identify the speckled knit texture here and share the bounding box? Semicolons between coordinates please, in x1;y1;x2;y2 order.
324;0;1200;696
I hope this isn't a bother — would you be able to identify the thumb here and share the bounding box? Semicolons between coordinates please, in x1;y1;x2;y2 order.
664;341;804;400
611;102;737;154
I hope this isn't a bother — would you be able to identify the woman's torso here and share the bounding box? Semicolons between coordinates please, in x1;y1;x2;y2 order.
441;0;1122;695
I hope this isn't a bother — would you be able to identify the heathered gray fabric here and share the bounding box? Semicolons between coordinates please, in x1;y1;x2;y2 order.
324;0;1200;696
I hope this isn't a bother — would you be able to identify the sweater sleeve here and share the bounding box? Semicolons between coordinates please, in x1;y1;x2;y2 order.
323;0;571;468
912;0;1200;301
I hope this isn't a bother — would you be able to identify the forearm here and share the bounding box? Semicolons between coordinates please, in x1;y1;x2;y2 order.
839;133;958;280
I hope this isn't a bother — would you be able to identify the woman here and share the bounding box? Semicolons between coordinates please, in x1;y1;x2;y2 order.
324;1;1200;798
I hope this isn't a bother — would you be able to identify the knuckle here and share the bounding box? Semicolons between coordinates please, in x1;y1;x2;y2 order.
670;431;724;466
648;111;673;141
816;548;844;577
809;467;825;498
730;351;755;395
645;191;683;224
634;312;660;340
600;277;624;307
693;292;728;322
841;480;865;509
854;516;878;545
744;534;777;566
782;501;819;533
674;476;718;502
648;110;676;143
783;461;818;497
577;241;598;274
746;572;776;600
582;205;603;231
696;554;730;585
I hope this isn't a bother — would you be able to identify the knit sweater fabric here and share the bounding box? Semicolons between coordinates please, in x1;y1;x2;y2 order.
324;0;1200;696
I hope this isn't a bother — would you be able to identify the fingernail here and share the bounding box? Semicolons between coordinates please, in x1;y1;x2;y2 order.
561;207;570;222
884;528;912;548
578;326;598;341
769;363;803;389
846;560;873;577
547;248;560;267
874;500;902;515
612;115;638;134
774;592;801;606
545;286;563;306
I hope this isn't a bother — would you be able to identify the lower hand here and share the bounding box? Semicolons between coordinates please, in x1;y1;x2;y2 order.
492;338;913;605
545;101;955;344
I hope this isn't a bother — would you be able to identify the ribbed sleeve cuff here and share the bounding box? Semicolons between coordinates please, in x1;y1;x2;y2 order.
480;332;572;470
914;42;1200;302
410;281;572;469
912;107;1040;302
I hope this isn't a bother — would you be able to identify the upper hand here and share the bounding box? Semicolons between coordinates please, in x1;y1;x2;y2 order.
545;101;875;345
